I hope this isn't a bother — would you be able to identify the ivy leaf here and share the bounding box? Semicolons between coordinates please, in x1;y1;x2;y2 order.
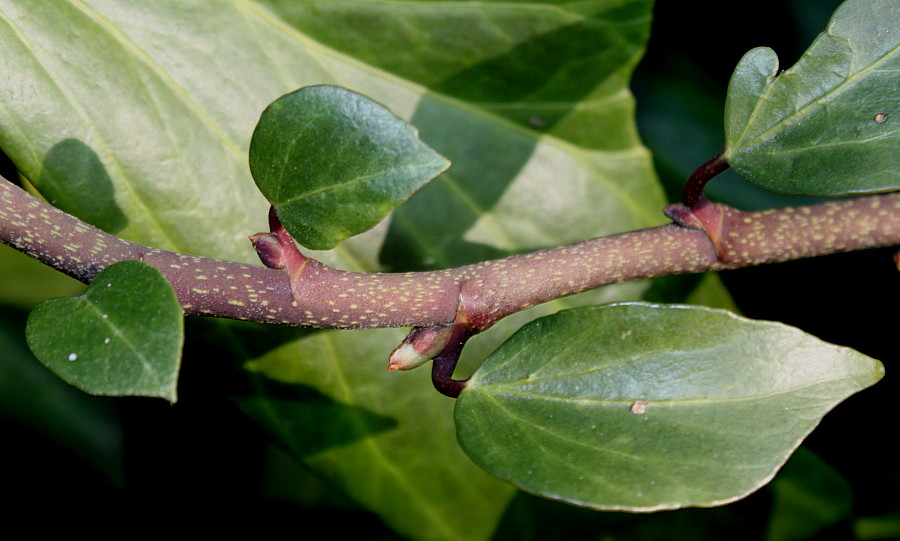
456;303;883;511
249;85;450;250
25;261;184;402
724;0;899;196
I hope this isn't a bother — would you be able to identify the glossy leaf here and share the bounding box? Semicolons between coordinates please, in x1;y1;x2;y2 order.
0;1;661;538
456;303;883;511
26;261;183;402
249;85;449;250
724;0;899;196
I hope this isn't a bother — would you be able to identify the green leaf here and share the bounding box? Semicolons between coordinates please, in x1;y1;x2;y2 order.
249;85;449;250
723;0;899;196
456;303;883;511
0;1;661;538
26;260;184;402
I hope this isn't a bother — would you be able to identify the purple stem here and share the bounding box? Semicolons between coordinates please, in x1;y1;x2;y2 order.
430;323;475;398
682;151;730;208
2;174;899;337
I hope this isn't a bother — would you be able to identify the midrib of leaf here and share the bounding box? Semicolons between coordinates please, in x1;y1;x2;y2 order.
71;0;248;161
236;0;344;82
320;332;465;541
483;390;643;460
479;390;780;475
83;300;161;382
279;163;425;205
524;338;736;383
740;130;897;156
478;377;861;406
0;74;41;172
734;38;900;152
475;390;646;499
0;8;184;252
232;2;297;91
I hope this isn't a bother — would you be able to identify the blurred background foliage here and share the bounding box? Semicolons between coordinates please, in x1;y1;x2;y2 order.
1;0;898;538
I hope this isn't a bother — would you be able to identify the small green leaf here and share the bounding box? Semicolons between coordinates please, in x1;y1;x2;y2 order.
26;260;184;402
249;85;450;250
456;303;883;511
724;0;899;196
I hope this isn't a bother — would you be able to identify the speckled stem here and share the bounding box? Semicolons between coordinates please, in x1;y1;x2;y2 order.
2;175;899;334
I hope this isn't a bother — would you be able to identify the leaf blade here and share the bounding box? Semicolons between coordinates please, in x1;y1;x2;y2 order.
249;85;450;250
25;260;184;402
723;0;900;196
456;303;883;511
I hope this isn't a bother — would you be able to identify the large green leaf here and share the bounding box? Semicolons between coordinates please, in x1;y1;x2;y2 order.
25;260;184;401
456;303;883;511
724;0;899;196
249;85;449;250
0;1;662;538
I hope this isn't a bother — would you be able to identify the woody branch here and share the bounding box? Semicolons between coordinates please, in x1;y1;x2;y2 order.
3;174;899;335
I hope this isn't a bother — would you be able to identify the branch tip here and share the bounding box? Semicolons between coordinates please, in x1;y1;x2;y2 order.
389;324;454;371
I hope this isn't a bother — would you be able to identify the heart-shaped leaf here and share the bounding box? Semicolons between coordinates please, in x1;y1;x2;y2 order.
456;303;883;511
26;260;184;402
249;85;450;250
724;0;899;196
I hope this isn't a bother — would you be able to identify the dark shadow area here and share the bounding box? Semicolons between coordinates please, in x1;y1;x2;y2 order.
491;489;770;541
0;146;18;185
184;318;398;458
232;375;398;458
0;306;403;534
40;138;127;234
188;317;316;362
